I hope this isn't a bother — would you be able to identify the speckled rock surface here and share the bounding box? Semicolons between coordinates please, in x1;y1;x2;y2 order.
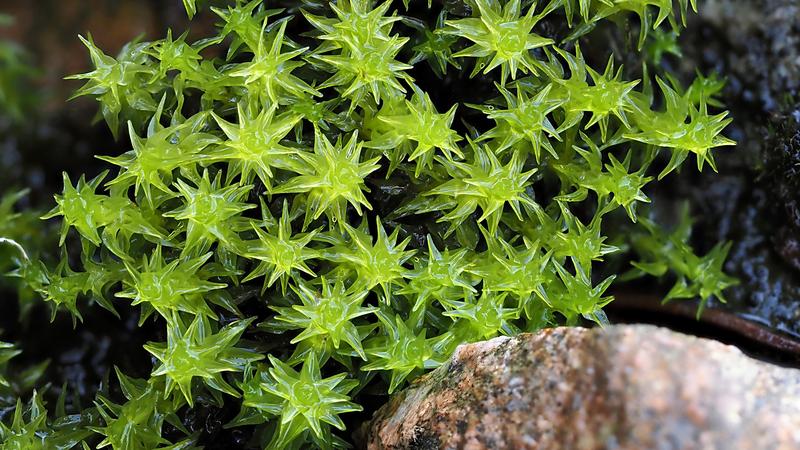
363;325;800;450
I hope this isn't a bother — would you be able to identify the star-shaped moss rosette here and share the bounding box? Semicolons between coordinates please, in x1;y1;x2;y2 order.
553;134;652;222
92;369;189;449
323;217;415;298
471;233;552;316
366;85;462;177
364;314;453;393
306;0;412;105
144;316;262;406
627;203;738;315
274;129;380;229
164;170;256;255
0;391;92;450
472;83;563;161
399;235;476;313
260;354;362;449
443;0;553;84
547;259;616;325
66;35;160;137
443;292;520;341
264;276;377;360
98;99;219;206
242;200;320;294
209;104;303;191
228;19;321;105
116;246;229;324
548;207;620;269
42;171;164;253
400;143;537;236
626;77;735;177
409;10;461;77
551;45;639;142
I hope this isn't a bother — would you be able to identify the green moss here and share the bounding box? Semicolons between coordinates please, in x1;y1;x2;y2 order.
1;0;737;448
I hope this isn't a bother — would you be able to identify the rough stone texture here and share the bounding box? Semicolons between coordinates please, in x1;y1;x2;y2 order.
363;325;800;450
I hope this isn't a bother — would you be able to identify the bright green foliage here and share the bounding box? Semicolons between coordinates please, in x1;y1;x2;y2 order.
261;354;361;449
117;246;227;323
99;107;218;206
0;190;52;318
93;369;189;449
472;234;551;311
42;171;164;254
548;260;615;325
211;0;263;52
548;0;600;26
550;0;698;47
6;0;741;448
443;292;519;340
553;135;652;221
405;144;536;236
14;252;123;324
400;235;476;312
243;201;319;294
549;210;619;268
210;104;302;190
409;11;461;77
30;259;89;322
628;204;738;313
444;0;553;84
269;277;377;359
274;130;380;228
364;314;452;393
229;21;320;104
67;35;160;137
552;46;639;141
146;30;204;99
645;29;682;64
228;366;280;427
164;171;256;255
42;171;108;246
144;316;262;406
182;0;198;18
0;391;92;449
306;0;413;105
325;218;415;297
367;86;462;177
598;0;698;48
474;83;562;160
684;71;727;108
627;78;735;176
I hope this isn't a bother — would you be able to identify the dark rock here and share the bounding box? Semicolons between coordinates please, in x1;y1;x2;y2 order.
363;325;800;450
645;0;800;339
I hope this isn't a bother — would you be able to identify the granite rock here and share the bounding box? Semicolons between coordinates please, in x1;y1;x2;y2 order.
363;325;800;450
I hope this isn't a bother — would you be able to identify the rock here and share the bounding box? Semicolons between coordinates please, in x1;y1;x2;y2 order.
697;0;800;114
362;325;800;450
655;0;800;339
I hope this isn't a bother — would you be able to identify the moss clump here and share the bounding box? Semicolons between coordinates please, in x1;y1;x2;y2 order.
1;0;736;448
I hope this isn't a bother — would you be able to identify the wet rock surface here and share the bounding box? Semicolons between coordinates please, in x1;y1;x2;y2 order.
647;0;800;339
363;325;800;450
